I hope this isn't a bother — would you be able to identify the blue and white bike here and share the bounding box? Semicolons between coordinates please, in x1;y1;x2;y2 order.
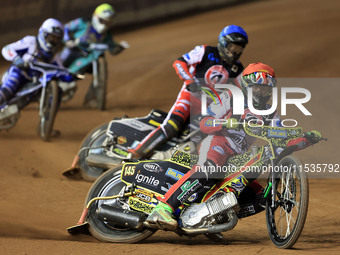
0;61;83;141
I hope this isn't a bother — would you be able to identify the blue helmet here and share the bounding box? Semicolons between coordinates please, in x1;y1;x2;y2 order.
217;25;248;64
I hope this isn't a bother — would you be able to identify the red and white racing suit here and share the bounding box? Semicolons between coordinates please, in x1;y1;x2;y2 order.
161;90;313;211
129;45;244;157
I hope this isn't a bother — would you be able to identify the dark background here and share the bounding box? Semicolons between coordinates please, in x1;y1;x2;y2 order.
0;0;251;46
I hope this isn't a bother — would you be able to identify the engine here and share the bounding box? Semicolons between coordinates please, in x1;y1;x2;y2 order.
179;192;239;228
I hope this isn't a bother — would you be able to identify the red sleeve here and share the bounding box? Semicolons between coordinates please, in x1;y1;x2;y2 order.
172;59;193;81
199;116;223;134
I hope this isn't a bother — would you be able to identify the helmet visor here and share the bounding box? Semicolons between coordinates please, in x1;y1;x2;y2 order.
45;33;61;47
251;85;272;97
226;43;244;55
98;17;113;26
218;41;244;64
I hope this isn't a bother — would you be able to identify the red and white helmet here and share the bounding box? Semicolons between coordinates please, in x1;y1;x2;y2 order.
241;63;276;108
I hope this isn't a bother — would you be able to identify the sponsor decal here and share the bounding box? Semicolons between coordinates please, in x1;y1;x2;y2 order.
148;119;161;127
130;120;144;129
135;189;153;203
204;118;214;127
123;165;136;176
187;193;198;202
143;163;162;173
129;197;154;214
161;183;172;192
204;65;229;86
230;176;247;193
165;168;184;181
135;172;160;187
268;129;287;138
113;148;129;157
177;180;202;203
117;136;127;145
212;146;225;155
276;147;284;155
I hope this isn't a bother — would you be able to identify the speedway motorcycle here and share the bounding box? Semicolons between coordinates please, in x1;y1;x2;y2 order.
67;124;325;248
0;61;83;141
61;42;129;110
63;109;205;181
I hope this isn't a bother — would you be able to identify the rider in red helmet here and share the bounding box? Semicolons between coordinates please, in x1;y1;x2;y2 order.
145;63;323;230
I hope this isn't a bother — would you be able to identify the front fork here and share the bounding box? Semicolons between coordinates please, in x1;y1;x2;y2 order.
92;59;98;88
263;159;276;208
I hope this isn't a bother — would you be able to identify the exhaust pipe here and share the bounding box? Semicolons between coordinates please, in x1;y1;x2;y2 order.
96;204;146;229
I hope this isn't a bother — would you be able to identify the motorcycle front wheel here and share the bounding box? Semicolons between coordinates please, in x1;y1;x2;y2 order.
86;166;156;243
266;155;309;249
95;56;107;111
78;122;111;181
84;56;107;110
39;80;59;141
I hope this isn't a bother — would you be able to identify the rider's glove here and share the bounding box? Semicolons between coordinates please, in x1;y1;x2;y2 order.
65;40;77;48
186;80;202;92
304;130;322;144
13;56;29;69
222;118;240;130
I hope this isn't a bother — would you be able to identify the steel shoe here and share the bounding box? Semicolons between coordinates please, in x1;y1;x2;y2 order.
146;202;178;230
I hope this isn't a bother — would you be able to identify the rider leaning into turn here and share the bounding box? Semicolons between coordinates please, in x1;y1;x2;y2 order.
146;62;323;230
0;18;67;110
128;25;248;159
60;3;125;108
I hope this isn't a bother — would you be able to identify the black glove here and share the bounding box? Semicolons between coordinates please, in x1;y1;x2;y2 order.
110;44;124;55
304;130;323;144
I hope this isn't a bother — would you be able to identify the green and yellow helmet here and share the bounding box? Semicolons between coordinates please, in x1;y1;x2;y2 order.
92;3;116;34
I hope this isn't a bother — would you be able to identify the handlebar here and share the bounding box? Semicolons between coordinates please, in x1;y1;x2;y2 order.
29;61;84;80
302;132;327;142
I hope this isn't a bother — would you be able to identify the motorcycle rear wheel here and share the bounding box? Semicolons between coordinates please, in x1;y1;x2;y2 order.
266;155;309;249
96;56;107;111
86;166;155;243
39;80;59;141
78;122;110;181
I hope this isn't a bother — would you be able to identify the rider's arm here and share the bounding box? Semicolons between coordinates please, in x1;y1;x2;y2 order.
63;18;84;41
2;36;37;69
63;18;89;47
2;36;36;62
172;45;206;82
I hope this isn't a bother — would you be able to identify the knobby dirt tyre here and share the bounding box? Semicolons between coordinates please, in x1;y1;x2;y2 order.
78;122;110;181
39;80;59;141
266;155;309;249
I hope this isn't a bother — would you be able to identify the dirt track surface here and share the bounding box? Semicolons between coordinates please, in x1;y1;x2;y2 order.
1;0;340;254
